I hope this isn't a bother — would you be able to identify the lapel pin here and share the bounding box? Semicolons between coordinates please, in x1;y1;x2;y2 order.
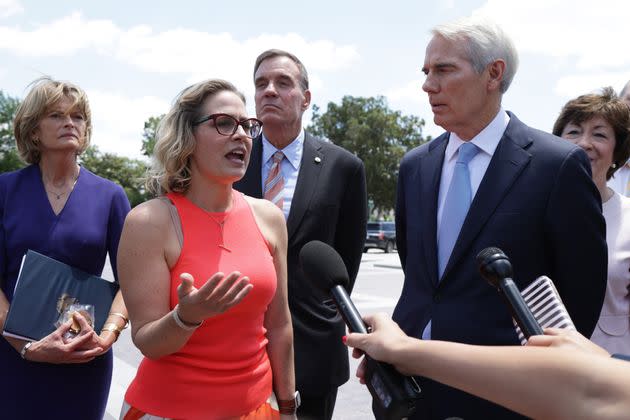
314;156;321;164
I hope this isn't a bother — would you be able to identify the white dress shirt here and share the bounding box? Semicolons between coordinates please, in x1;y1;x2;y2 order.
607;162;630;197
436;109;510;235
261;130;304;219
423;108;510;341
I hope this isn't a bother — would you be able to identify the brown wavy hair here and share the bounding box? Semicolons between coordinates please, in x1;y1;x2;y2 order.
553;87;630;180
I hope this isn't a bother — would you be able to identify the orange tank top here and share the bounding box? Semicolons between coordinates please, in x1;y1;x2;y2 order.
125;191;277;419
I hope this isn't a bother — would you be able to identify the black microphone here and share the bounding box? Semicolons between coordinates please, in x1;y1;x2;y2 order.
299;240;367;334
476;247;544;338
300;240;421;420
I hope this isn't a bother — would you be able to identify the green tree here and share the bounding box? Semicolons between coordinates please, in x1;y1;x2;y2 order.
80;146;150;207
141;115;164;157
307;95;429;217
0;91;25;172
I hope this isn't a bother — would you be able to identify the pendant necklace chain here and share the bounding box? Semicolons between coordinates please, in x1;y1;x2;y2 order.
204;194;234;252
43;167;80;200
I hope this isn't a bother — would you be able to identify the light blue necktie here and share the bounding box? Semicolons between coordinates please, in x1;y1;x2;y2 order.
437;141;480;279
423;142;479;340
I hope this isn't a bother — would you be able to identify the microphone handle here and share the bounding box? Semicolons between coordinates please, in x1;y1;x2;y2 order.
330;285;421;418
330;285;369;334
500;277;544;338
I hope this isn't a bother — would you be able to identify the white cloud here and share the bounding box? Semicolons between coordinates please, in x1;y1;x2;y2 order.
0;12;119;56
0;13;359;85
385;79;442;139
88;90;169;160
554;71;630;98
0;12;361;158
246;33;360;72
117;29;359;99
386;79;423;104
472;0;630;70
0;0;23;18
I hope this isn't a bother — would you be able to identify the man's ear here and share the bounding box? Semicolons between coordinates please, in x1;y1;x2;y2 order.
302;89;312;111
487;59;506;92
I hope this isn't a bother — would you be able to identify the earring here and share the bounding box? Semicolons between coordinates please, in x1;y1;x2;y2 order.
611;163;617;169
33;137;39;144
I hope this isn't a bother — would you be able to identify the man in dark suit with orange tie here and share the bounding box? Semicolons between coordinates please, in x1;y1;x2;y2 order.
392;18;607;419
234;49;367;420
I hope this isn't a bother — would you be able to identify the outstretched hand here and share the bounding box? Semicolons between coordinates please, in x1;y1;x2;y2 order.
176;271;253;325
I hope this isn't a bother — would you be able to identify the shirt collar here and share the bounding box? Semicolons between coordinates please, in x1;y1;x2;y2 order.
261;129;304;170
445;108;510;163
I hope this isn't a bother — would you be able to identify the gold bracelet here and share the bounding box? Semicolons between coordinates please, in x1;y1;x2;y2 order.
101;323;122;341
108;312;129;329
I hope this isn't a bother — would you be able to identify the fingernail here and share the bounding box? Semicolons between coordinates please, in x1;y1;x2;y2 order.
342;335;347;344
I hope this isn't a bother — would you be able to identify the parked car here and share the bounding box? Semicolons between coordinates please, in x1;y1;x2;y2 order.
364;221;396;253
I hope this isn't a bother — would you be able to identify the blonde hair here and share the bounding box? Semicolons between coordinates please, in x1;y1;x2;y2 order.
13;77;92;164
146;79;245;196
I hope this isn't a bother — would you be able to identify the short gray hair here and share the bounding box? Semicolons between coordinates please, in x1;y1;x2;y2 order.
253;49;309;92
432;18;519;94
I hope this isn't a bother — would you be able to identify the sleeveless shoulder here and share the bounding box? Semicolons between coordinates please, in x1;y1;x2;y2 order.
159;195;183;247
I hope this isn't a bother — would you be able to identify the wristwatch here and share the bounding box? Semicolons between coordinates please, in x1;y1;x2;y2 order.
277;391;301;415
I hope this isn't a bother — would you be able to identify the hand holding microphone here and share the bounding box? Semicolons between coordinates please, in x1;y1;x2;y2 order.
346;313;420;378
300;241;421;420
309;245;630;420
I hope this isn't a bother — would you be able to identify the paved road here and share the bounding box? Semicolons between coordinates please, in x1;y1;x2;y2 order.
104;250;404;419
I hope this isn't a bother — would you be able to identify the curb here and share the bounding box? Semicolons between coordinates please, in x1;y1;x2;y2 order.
373;263;402;270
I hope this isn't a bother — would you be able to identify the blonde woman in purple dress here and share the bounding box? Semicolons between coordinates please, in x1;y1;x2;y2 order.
0;77;130;419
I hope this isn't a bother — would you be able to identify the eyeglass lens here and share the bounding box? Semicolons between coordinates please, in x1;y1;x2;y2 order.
214;115;261;138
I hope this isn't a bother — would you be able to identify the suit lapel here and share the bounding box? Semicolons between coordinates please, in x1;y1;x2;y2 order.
420;135;448;286
241;135;263;198
441;113;533;281
286;132;323;240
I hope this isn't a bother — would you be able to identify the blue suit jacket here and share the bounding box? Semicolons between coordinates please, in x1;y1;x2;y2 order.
393;112;607;419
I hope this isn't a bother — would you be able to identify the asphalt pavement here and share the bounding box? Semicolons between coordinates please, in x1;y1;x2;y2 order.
103;250;404;419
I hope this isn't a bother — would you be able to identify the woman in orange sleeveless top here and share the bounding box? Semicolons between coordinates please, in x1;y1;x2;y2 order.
117;79;296;419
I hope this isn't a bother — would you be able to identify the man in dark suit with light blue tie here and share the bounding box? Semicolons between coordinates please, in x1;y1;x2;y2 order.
392;18;607;419
234;49;367;419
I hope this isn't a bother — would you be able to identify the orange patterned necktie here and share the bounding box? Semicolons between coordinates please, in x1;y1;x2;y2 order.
264;151;285;210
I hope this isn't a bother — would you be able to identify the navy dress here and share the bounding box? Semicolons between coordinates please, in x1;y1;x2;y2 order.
0;164;130;419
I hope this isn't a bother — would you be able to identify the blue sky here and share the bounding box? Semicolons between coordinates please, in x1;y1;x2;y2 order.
1;0;628;159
